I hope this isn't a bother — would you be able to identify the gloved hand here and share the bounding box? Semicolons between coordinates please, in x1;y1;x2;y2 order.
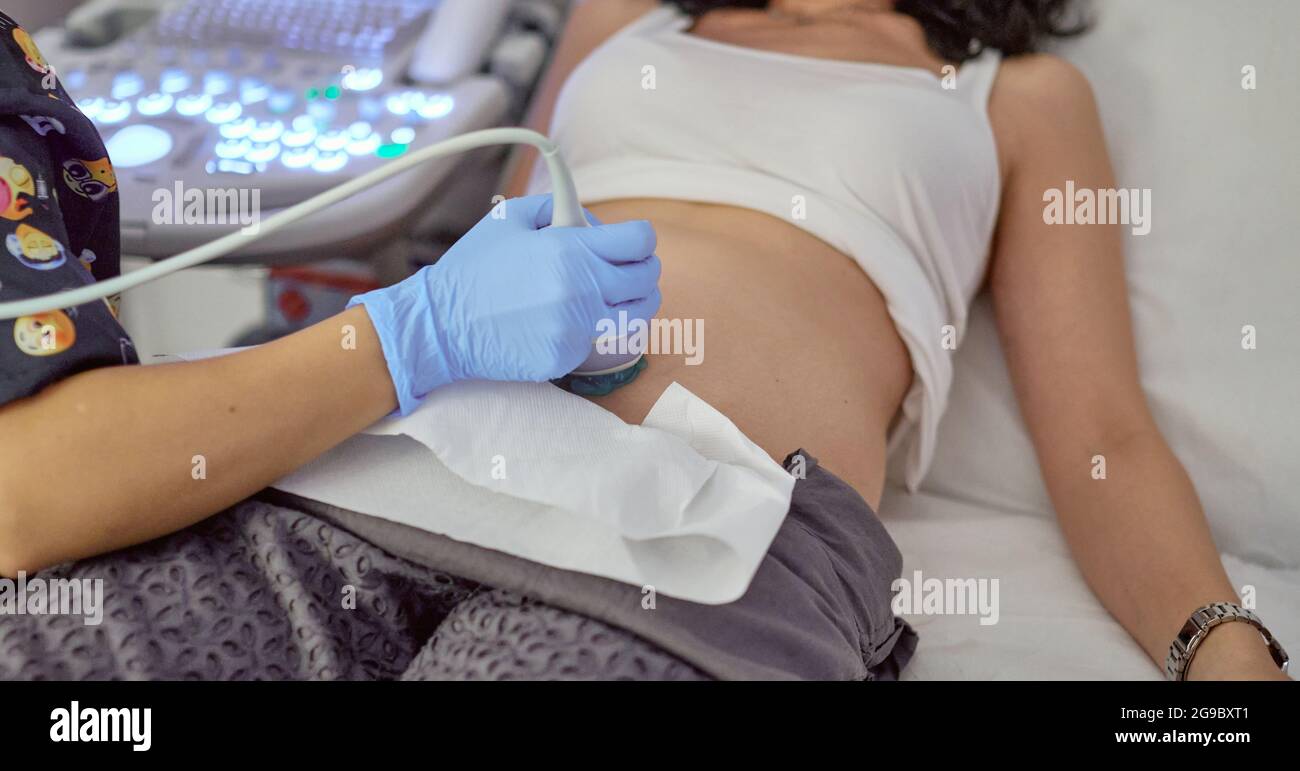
350;194;661;415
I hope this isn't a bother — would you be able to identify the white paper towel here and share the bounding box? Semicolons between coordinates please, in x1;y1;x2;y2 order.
246;372;796;604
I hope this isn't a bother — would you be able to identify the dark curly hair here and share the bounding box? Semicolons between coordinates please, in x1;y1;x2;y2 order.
669;1;1089;62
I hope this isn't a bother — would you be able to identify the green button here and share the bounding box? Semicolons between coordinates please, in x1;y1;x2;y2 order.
376;143;409;158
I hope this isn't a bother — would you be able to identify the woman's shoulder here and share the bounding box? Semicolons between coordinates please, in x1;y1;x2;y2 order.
987;52;1103;174
991;52;1097;117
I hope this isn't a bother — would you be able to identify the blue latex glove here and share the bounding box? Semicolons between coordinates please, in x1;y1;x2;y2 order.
350;194;661;415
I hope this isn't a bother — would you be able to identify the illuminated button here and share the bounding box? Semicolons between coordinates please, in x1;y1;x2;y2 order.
306;100;336;123
390;127;416;145
209;158;256;176
416;95;454;120
76;97;105;120
267;90;295;114
283;115;319;144
98;99;132;124
160;68;192;93
239;77;271;104
282;126;317;148
375;143;408;159
105;124;173;168
385;92;412;116
215;138;252;159
136;92;174;116
248;120;285;143
282;146;318;169
205;101;243;124
220;117;256;140
244;142;282;164
345;132;381;156
111;71;145;99
348;121;372;139
311;151;348;174
203;71;234;95
342;67;383;92
314;130;349;153
176;93;214;117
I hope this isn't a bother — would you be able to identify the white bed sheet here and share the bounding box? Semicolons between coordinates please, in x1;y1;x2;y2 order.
882;485;1300;680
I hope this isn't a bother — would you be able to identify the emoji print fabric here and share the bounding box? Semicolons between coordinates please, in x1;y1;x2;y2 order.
0;10;138;405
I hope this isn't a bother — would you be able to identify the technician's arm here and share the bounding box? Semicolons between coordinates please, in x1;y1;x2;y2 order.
0;306;394;577
988;56;1285;680
0;194;660;577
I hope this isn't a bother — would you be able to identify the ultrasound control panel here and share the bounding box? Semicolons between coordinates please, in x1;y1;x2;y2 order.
44;0;515;261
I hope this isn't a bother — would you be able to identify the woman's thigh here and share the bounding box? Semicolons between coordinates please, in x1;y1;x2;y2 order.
0;501;476;680
0;501;704;682
402;589;709;681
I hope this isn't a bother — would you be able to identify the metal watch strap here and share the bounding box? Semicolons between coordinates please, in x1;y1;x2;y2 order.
1165;602;1290;681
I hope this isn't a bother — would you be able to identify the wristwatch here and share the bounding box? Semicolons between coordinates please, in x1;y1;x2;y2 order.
1165;602;1290;681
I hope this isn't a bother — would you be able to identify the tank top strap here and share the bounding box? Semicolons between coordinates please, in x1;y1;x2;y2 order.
958;48;1003;112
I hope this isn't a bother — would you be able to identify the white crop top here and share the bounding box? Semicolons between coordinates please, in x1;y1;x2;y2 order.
529;5;1004;490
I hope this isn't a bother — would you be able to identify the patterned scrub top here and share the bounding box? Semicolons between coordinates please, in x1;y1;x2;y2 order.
0;10;137;408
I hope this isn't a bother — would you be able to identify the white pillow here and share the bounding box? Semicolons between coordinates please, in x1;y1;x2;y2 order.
898;0;1300;568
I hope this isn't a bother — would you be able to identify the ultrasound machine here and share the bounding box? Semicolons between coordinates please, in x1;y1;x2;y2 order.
32;0;565;342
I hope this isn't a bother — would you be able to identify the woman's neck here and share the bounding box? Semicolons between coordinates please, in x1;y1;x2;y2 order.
768;0;895;17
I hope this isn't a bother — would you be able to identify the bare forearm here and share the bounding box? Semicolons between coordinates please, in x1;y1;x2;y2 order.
0;305;396;574
1047;429;1278;676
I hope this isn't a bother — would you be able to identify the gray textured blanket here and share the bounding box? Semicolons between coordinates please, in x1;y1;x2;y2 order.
0;451;914;680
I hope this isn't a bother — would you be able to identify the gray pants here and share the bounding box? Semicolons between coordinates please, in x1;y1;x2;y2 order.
0;451;914;681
